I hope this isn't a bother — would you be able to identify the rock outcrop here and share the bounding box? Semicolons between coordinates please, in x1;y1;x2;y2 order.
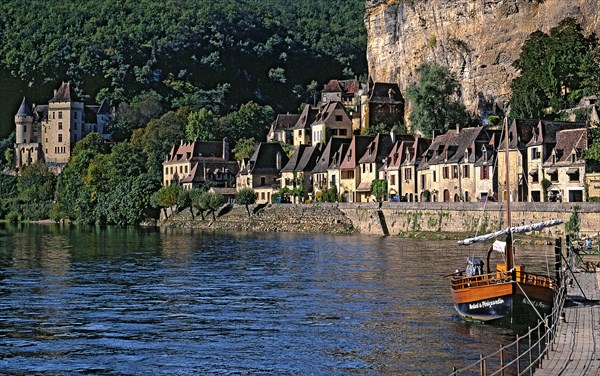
365;0;600;119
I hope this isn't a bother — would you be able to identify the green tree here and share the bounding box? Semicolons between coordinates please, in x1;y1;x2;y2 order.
186;108;219;141
224;102;274;144
232;137;256;160
17;162;56;221
200;191;225;221
371;179;387;202
235;187;256;216
133;111;186;178
510;19;598;118
0;174;17;219
405;62;467;136
156;184;182;220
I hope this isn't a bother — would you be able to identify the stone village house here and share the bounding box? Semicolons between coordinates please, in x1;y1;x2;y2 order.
163;138;238;189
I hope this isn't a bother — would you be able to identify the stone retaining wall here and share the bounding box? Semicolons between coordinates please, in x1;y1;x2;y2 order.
165;202;600;237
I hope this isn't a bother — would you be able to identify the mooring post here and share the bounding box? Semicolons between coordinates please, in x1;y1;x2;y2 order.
499;344;504;376
516;334;520;375
528;327;532;376
479;353;485;376
555;238;562;288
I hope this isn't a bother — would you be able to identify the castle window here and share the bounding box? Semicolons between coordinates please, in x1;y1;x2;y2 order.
58;122;63;130
58;111;62;119
58;134;63;142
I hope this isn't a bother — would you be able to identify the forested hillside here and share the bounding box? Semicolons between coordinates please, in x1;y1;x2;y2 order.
0;0;366;137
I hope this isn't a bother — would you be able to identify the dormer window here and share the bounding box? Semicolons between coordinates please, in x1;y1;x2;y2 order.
481;145;487;161
464;148;469;162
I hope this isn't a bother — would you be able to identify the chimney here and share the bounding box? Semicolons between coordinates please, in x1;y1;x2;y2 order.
432;129;439;141
223;137;229;160
456;123;461;134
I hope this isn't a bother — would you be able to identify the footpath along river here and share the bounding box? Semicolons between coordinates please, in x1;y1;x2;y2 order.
0;224;557;374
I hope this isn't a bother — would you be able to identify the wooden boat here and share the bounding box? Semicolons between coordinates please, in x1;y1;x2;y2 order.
449;118;562;325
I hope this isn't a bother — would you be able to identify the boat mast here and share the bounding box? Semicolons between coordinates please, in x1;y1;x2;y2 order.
504;117;513;271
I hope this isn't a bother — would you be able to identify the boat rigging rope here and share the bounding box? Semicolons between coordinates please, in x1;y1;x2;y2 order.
513;280;549;329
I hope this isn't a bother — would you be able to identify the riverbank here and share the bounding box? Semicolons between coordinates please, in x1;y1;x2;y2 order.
162;201;600;240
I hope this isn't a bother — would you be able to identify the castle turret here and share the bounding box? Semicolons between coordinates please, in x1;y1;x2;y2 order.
15;97;33;144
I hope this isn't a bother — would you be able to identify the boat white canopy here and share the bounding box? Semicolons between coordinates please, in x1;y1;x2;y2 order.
458;219;564;246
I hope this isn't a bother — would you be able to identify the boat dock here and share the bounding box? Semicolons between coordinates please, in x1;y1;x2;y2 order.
535;271;600;375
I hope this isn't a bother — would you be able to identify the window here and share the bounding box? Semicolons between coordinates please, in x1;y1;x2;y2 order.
549;171;559;182
463;165;470;178
480;166;489;180
260;177;266;186
443;167;449;179
339;129;347;136
433;171;437;182
404;168;412;180
58;122;63;130
531;148;540;160
452;166;458;179
420;174;426;189
58;134;62;142
335;115;343;122
58;111;62;119
391;175;396;185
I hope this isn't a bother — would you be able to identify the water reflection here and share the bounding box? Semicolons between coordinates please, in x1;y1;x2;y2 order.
0;225;556;374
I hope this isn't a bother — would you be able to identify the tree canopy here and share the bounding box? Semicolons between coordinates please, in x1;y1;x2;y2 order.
405;62;468;136
510;18;600;118
0;0;367;138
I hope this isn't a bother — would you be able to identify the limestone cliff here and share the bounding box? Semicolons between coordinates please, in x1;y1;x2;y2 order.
365;0;600;119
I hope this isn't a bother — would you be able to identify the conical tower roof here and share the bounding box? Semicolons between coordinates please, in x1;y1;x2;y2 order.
16;97;32;116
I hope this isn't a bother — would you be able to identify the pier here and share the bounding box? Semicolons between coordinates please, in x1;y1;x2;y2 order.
535;271;600;375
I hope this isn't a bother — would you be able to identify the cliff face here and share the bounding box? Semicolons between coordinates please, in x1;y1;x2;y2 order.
365;0;600;119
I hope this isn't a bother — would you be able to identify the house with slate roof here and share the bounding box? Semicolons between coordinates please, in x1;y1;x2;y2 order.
237;142;288;204
163;138;238;190
382;135;430;202
417;126;491;202
321;78;365;131
327;141;351;201
339;135;374;202
267;113;300;145
14;82;113;171
497;119;537;202
293;104;320;147
309;101;353;147
312;137;351;197
543;127;588;202
356;133;395;202
525;120;586;202
280;144;321;203
360;82;404;131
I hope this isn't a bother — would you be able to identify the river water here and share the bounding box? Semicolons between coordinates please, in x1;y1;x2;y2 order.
0;224;557;375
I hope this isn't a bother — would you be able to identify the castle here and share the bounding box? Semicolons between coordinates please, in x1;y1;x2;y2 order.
14;82;112;171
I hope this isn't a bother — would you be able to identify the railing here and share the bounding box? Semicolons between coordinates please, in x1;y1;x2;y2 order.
449;283;567;375
450;271;555;291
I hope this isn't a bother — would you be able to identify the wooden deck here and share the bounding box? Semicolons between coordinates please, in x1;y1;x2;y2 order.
535;271;600;375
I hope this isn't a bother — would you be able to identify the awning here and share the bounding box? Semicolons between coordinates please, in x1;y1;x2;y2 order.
545;168;557;174
355;182;372;192
566;168;579;174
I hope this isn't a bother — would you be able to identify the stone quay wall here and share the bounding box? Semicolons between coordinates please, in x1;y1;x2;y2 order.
164;202;600;237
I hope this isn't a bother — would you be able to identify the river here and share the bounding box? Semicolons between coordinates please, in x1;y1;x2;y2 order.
0;224;557;375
